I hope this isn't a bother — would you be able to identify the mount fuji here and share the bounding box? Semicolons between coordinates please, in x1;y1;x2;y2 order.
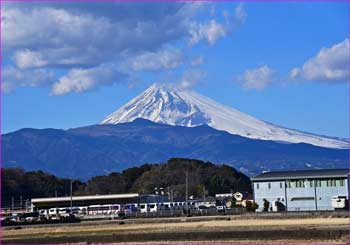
3;83;348;179
101;83;347;149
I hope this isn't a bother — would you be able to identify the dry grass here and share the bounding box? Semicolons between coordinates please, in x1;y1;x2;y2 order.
2;217;349;244
107;237;350;245
3;217;349;237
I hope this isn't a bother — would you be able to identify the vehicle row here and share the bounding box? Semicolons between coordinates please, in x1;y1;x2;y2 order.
37;201;218;218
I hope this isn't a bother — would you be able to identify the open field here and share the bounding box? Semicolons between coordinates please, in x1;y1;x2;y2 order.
2;215;350;244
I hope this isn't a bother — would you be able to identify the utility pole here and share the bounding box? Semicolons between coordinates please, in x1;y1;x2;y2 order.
185;172;188;215
70;179;73;214
203;186;206;203
314;180;318;211
11;197;14;212
284;180;288;212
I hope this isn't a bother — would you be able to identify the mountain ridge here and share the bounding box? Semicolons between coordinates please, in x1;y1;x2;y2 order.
3;118;347;179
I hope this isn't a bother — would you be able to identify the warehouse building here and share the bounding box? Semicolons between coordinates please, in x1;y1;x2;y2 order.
31;193;140;211
252;169;350;212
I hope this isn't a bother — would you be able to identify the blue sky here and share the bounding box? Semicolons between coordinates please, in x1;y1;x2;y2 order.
2;2;349;138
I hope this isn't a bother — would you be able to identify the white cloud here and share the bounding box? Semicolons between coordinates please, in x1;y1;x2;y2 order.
123;49;183;72
2;3;205;68
2;2;246;94
176;69;207;90
2;66;54;93
235;39;349;91
2;3;197;93
51;64;126;95
224;3;247;31
189;20;226;45
234;3;247;24
13;49;48;69
3;6;116;67
239;65;275;90
189;3;246;46
290;39;349;82
191;56;204;66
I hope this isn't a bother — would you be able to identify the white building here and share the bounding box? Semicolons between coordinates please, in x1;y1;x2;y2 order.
252;169;349;212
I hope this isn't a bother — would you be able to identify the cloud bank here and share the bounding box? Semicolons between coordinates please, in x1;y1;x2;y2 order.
3;2;246;95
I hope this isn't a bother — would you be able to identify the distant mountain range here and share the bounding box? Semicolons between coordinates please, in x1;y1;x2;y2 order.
3;118;347;180
101;83;348;149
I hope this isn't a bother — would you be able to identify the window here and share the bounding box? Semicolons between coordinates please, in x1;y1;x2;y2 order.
326;179;336;187
268;183;271;189
323;180;328;187
280;182;283;188
296;180;305;188
327;179;335;187
291;197;315;201
340;179;345;187
256;183;259;189
310;180;313;188
332;179;336;187
316;180;321;187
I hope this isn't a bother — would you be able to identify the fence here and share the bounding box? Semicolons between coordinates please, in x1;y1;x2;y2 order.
81;207;247;220
1;198;31;213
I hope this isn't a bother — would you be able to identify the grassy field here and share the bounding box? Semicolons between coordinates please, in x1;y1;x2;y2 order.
2;216;350;244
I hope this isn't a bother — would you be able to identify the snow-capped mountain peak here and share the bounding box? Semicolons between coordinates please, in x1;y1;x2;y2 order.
100;83;348;149
101;83;211;127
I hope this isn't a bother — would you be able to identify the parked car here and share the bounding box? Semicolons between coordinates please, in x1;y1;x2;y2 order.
216;205;226;213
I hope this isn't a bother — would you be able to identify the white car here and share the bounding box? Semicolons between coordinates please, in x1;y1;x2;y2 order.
25;216;36;222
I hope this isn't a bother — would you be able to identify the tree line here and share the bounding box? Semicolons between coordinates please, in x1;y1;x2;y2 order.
2;158;251;208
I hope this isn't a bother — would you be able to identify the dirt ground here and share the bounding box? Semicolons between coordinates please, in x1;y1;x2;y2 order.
2;216;350;244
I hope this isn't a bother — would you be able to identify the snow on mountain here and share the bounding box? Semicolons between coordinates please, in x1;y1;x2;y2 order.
100;83;348;149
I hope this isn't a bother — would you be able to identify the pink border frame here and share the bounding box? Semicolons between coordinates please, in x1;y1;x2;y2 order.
0;0;349;245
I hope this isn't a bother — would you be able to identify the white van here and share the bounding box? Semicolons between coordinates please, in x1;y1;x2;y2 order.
139;203;148;213
48;208;59;219
139;203;158;213
148;203;158;212
331;196;347;210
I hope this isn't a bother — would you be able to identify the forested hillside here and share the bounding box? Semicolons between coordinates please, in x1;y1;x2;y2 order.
2;158;251;208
